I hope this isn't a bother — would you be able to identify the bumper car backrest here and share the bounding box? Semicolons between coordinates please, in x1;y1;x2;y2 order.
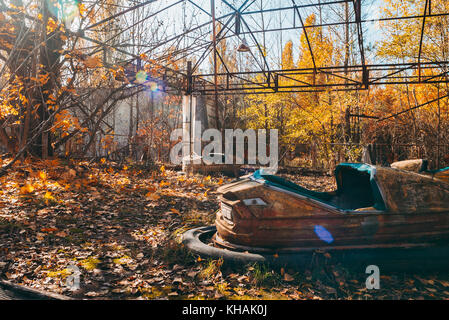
391;159;428;172
334;163;386;211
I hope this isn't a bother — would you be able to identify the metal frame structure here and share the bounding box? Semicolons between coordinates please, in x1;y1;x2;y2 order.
186;0;449;95
71;0;449;95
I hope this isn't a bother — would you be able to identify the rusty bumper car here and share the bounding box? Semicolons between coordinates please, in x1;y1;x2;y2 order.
182;161;449;269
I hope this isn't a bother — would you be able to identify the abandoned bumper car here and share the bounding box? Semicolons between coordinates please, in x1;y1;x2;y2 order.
182;160;449;269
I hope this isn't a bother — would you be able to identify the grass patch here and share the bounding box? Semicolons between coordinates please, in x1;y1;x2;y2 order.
47;268;72;278
113;255;133;265
79;256;100;271
139;285;175;299
248;263;282;287
199;258;223;280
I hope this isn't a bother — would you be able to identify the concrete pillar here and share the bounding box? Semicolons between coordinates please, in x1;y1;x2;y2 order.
181;94;212;172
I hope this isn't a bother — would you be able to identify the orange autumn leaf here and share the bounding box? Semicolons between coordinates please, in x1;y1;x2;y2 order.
146;192;160;201
44;191;55;202
20;184;35;194
147;186;157;194
283;273;294;282
41;227;58;233
78;3;87;16
46;17;58;33
159;180;170;187
170;208;180;215
38;171;47;181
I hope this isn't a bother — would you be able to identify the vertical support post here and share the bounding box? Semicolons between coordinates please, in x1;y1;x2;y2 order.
182;96;190;173
182;61;201;174
186;61;192;94
274;74;279;92
211;0;220;130
418;0;430;82
235;12;241;35
437;84;441;168
182;95;198;173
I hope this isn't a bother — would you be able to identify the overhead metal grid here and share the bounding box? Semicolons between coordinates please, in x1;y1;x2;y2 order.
60;0;449;95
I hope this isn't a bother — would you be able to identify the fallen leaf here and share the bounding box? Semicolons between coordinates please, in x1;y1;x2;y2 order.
38;171;47;181
146;192;160;201
20;184;35;194
283;273;294;282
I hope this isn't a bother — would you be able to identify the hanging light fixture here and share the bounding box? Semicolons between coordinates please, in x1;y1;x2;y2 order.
237;37;250;53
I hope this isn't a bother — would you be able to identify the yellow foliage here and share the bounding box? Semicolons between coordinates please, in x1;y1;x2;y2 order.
46;17;58;34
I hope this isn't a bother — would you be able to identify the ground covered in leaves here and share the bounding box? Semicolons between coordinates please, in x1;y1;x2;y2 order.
1;158;449;300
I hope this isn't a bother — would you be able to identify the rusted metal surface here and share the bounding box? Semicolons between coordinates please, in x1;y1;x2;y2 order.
435;170;449;184
375;167;449;213
214;165;449;250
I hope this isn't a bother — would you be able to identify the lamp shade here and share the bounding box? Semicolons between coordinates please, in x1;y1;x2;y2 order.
237;38;250;53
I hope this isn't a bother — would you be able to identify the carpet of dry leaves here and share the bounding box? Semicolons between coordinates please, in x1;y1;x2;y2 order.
1;158;449;300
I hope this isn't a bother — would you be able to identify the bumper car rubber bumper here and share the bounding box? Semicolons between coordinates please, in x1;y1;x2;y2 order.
182;226;449;270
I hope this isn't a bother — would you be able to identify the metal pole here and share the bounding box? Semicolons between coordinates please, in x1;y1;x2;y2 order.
211;0;220;130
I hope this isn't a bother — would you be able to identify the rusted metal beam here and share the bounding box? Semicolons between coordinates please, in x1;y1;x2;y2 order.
353;0;368;88
378;93;449;122
418;0;430;82
217;0;272;82
211;0;220;130
291;0;317;72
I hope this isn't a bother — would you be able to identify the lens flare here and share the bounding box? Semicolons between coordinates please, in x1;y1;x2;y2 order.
314;225;334;244
46;0;79;24
150;82;158;92
135;70;148;84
